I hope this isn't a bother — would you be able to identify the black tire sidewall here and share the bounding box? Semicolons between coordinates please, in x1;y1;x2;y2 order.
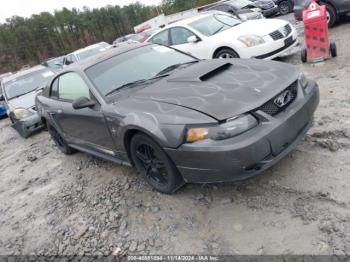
330;42;337;57
130;134;184;194
47;122;75;155
301;49;307;63
214;48;239;59
279;1;292;15
326;4;336;27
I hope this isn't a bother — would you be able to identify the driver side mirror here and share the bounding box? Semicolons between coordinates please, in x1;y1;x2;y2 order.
0;94;4;101
72;96;96;110
187;35;200;44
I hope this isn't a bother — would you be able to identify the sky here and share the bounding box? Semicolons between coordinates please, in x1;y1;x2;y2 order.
0;0;161;23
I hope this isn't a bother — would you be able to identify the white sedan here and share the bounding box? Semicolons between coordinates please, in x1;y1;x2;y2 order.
147;12;298;60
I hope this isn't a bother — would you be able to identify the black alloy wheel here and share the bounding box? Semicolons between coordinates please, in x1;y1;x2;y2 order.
130;133;184;194
278;1;293;15
47;122;76;155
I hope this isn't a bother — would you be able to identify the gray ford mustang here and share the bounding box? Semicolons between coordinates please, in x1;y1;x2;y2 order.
35;43;319;194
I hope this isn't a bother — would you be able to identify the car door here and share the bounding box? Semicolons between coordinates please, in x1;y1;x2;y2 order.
49;72;116;152
169;26;208;59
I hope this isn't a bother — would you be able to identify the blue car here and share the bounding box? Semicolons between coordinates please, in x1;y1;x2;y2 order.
0;103;6;118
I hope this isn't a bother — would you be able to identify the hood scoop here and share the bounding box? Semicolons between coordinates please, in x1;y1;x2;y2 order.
167;61;232;83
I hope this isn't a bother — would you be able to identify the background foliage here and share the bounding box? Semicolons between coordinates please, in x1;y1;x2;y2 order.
0;0;218;73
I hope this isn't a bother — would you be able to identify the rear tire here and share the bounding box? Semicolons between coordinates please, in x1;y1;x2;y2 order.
330;42;337;57
130;133;184;194
47;122;76;155
301;48;307;63
278;1;293;15
214;48;239;59
326;4;336;27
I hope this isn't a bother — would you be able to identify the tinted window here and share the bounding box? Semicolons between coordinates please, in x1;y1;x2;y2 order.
3;69;55;100
50;78;59;98
190;14;241;36
86;45;196;97
170;27;195;45
58;73;90;101
149;30;170;45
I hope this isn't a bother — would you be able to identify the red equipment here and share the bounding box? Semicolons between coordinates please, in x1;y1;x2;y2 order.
301;1;337;62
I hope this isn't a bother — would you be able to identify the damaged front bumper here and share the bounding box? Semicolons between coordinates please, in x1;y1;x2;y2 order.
165;80;320;183
12;112;43;138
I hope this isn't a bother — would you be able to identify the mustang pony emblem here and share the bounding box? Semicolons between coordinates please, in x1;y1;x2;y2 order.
274;90;293;108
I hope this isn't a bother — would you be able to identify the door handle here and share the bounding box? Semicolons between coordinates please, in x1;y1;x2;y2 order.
48;109;63;114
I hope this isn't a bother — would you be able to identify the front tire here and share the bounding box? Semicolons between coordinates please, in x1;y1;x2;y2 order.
214;48;239;59
130;133;184;194
47;122;76;155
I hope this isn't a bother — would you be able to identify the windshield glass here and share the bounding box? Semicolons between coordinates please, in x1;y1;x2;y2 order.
76;43;110;60
228;0;254;8
4;69;54;100
86;45;196;97
190;14;241;36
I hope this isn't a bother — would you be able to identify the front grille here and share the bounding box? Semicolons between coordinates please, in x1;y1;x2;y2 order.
283;24;292;36
269;30;284;40
256;81;298;116
269;24;292;40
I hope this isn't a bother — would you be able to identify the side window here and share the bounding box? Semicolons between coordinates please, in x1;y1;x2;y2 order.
50;78;59;98
71;55;78;63
58;73;90;101
149;30;170;46
170;27;196;45
65;55;73;65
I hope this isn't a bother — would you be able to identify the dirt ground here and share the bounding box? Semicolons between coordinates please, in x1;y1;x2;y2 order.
1;15;350;257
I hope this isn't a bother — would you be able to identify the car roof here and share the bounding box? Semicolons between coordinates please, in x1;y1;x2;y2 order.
2;65;49;84
65;43;154;72
72;42;109;55
169;13;214;27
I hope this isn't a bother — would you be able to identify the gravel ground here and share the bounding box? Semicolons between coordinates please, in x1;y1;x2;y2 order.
0;15;350;257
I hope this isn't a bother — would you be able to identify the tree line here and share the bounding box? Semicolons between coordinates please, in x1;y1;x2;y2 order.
0;0;218;73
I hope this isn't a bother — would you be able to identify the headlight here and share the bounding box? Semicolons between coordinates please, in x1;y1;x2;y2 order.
298;72;308;89
238;35;265;47
13;108;33;120
186;115;258;143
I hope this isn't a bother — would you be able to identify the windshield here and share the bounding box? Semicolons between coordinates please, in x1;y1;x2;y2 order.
86;45;196;97
4;69;55;100
190;14;241;36
76;43;110;60
228;0;254;8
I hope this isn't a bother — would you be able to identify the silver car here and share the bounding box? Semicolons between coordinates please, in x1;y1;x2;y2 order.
0;65;55;138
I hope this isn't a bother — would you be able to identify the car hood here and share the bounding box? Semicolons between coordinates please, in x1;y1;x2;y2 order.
131;59;299;121
7;90;37;110
222;19;288;37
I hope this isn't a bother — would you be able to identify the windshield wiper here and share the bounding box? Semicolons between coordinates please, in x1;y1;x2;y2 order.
105;74;169;97
156;61;198;76
8;87;40;100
